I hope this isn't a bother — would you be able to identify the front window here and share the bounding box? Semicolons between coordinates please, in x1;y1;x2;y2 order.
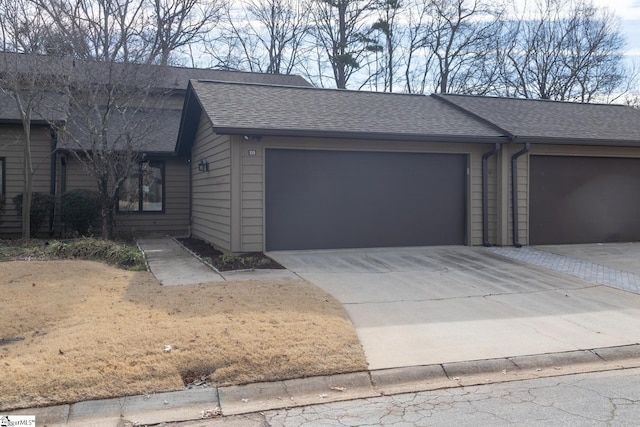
118;161;164;212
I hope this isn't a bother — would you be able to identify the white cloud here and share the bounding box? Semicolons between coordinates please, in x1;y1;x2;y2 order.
592;0;640;20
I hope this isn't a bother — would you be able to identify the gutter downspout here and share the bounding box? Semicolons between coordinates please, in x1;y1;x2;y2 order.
482;143;501;246
511;142;530;248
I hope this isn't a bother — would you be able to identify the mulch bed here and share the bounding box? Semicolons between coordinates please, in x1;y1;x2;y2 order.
177;237;283;271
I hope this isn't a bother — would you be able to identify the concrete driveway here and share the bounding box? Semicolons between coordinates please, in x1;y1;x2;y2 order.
268;246;640;370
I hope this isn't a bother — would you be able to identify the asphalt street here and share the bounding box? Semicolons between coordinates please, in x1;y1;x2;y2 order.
179;367;640;426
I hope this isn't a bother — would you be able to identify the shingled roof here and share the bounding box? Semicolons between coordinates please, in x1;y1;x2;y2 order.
0;52;312;151
179;81;640;151
436;94;640;144
0;91;68;123
181;80;506;143
73;59;312;91
58;107;182;154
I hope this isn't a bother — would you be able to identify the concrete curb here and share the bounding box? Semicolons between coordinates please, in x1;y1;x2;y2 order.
9;343;640;426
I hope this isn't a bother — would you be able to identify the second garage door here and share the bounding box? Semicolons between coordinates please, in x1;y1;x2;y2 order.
265;149;467;251
530;155;640;244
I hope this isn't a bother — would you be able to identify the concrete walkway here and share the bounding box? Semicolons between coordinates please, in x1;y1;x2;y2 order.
138;238;225;285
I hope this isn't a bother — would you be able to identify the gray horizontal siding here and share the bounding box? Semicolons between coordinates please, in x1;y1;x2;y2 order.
62;156;190;236
116;157;190;235
0;125;52;236
191;112;232;251
64;157;96;191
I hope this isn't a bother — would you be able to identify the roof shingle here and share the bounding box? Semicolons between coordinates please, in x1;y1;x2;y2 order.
59;107;181;153
189;80;505;141
437;94;640;143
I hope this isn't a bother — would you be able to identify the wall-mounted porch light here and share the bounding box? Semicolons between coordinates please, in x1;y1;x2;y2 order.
198;158;209;172
242;134;262;141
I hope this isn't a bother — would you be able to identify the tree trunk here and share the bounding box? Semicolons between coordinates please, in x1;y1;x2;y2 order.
21;120;33;238
22;173;32;238
337;0;348;89
102;205;114;240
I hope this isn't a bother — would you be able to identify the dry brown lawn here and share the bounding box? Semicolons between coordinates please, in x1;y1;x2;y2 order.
0;260;367;411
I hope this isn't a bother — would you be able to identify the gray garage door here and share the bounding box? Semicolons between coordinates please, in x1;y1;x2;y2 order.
265;149;467;251
530;155;640;245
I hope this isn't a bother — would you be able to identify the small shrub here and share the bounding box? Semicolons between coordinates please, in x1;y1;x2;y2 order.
12;192;55;236
46;238;146;270
61;189;102;235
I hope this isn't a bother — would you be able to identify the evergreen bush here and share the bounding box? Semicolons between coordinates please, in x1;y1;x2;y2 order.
61;189;102;235
12;192;55;236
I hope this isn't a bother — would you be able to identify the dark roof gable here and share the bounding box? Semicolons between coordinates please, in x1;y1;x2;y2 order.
179;80;505;145
436;94;640;144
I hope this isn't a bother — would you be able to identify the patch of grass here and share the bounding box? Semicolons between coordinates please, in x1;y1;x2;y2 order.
46;238;145;270
0;261;367;411
0;239;48;261
0;238;145;270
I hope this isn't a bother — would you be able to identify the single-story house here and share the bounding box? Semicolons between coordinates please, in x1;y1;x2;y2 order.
175;80;640;252
3;54;640;251
0;54;311;237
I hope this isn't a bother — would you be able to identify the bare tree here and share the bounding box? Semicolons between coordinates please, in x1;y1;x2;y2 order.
206;0;309;74
25;1;178;238
54;60;170;239
398;0;503;94
426;0;502;94
311;0;377;88
144;0;225;66
0;1;159;241
0;0;67;237
204;4;261;71
499;0;627;101
33;0;148;62
246;0;310;74
0;52;64;239
0;0;48;53
402;0;435;93
368;0;404;91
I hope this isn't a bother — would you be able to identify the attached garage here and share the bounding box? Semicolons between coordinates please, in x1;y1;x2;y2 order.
265;149;467;251
178;81;640;252
530;155;640;244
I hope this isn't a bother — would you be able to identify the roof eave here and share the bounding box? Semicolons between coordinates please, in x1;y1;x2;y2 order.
514;136;640;147
211;126;508;144
0;118;54;125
